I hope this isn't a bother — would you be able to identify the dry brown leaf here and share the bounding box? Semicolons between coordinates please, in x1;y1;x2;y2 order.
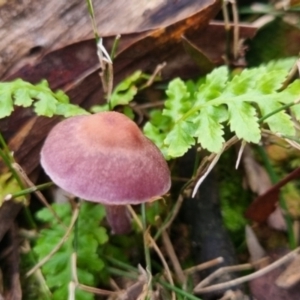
242;145;272;196
245;225;267;263
276;254;300;289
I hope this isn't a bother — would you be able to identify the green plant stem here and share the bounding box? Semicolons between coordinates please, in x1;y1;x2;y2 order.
105;256;139;273
0;132;24;189
85;0;99;41
107;267;138;280
258;100;300;123
256;145;296;249
0;131;37;229
110;35;121;60
157;279;201;300
141;203;153;293
4;182;53;200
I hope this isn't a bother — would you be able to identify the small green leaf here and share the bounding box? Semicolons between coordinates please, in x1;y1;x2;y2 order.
194;107;226;153
110;86;137;108
165;121;196;157
110;71;145;108
163;78;191;121
256;70;287;93
14;88;34;107
144;122;168;157
55;103;89;117
54;89;70;103
225;68;257;95
90;104;110;113
265;57;296;71
227;101;261;143
0;78;89;119
197;66;229;101
34;93;57;117
0;86;14;118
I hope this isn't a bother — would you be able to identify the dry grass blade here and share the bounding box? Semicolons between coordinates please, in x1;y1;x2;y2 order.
192;145;225;197
184;257;224;275
194;247;300;294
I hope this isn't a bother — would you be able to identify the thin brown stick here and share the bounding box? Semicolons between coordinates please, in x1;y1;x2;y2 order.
184;257;224;275
78;283;120;296
161;230;186;283
194;247;300;294
192;136;239;195
142;62;167;89
231;0;240;60
196;263;254;290
133;101;165;110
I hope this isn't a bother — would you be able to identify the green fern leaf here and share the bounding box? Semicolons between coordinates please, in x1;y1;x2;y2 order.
144;58;300;159
194;106;226;152
227;101;261;143
163;78;191;121
14;87;34;107
33;202;108;300
165;120;196;157
0;84;14;118
0;78;89;119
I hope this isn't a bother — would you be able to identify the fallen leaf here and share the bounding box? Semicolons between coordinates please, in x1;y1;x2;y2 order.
245;167;300;223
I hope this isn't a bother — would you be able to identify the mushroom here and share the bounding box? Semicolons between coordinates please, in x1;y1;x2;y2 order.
40;111;171;234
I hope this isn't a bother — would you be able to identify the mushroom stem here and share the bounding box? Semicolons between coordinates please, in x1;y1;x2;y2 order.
104;205;132;234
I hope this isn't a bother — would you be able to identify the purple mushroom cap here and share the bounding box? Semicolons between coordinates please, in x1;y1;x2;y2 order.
40;112;171;205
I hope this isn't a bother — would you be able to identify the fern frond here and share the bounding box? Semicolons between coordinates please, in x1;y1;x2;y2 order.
144;58;300;158
0;79;88;118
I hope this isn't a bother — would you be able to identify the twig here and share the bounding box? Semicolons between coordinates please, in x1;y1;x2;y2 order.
161;230;186;284
191;135;239;197
194;247;300;294
235;140;246;169
141;62;167;89
132;101;165;110
222;0;231;62
195;263;254;290
184;257;224;275
231;0;240;60
192;145;225;197
26;203;80;277
78;284;120;296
